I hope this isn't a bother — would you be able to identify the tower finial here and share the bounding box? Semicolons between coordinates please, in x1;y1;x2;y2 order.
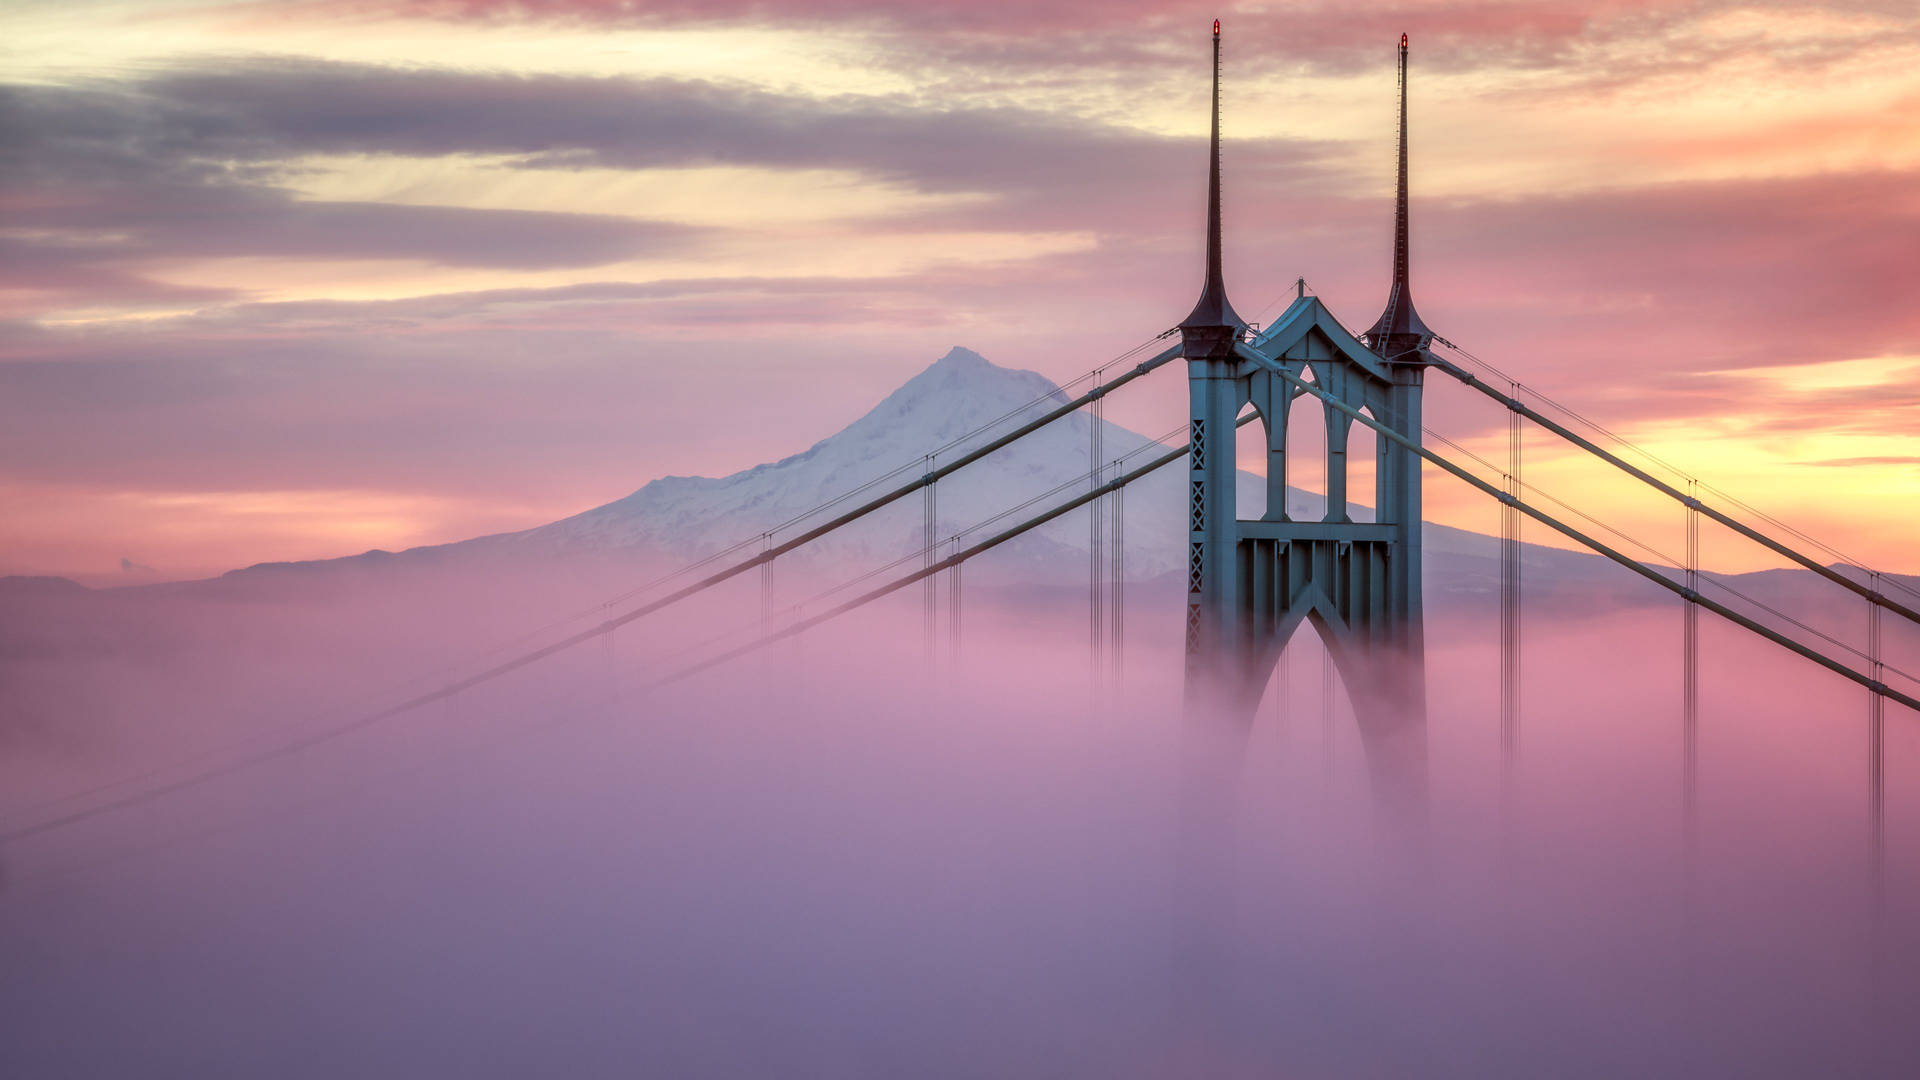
1179;18;1244;359
1366;31;1433;359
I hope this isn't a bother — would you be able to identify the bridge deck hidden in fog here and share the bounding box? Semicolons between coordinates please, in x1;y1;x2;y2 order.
6;24;1915;900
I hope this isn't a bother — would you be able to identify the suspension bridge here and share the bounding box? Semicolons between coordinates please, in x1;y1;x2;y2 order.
1;25;1913;907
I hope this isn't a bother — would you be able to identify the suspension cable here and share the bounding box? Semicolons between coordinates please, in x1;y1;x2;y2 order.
1431;339;1920;607
1425;428;1920;689
1244;344;1920;714
1428;354;1920;628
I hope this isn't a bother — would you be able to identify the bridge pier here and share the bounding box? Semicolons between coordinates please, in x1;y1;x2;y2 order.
1180;308;1433;819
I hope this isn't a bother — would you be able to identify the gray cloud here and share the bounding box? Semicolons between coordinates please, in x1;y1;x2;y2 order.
0;61;1342;313
125;59;1336;202
0;78;710;312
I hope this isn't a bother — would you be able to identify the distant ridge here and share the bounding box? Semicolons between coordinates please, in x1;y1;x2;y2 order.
0;575;89;596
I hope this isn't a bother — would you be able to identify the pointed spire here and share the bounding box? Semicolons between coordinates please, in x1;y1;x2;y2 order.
1179;18;1245;360
1366;32;1433;360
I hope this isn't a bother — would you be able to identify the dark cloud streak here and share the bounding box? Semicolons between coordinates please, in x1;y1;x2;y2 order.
1;79;710;312
0;61;1337;313
132;59;1336;199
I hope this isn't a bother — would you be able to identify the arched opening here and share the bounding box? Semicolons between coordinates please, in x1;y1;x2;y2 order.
1283;367;1326;522
1234;400;1266;520
1349;404;1381;524
1247;617;1361;791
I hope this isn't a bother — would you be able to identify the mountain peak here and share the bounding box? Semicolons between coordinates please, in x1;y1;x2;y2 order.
934;345;989;368
879;347;1066;434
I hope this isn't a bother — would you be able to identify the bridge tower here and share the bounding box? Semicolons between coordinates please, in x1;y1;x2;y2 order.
1182;26;1432;795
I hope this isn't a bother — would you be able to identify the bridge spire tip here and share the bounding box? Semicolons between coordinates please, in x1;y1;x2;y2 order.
1366;27;1434;358
1179;17;1244;357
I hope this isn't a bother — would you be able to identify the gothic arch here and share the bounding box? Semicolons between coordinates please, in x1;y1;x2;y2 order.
1183;297;1429;803
1235;399;1267;520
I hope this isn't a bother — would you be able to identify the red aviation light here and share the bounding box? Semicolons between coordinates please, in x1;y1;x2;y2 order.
1213;19;1220;36
1401;33;1409;48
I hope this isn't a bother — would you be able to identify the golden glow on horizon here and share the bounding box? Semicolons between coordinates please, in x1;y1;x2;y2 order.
0;481;568;582
1417;355;1920;574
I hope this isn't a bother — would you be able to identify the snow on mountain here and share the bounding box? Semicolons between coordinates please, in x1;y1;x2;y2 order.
514;346;1311;583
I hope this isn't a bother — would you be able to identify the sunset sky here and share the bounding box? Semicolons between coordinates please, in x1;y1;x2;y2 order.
3;0;1916;582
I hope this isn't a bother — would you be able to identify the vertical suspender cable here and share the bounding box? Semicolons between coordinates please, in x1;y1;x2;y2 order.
761;533;774;627
761;533;775;677
924;456;937;671
949;538;963;666
1090;379;1104;688
1868;572;1885;934
1684;480;1701;858
1514;402;1523;728
1273;621;1288;728
1110;469;1124;690
1500;409;1510;747
1502;382;1522;767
